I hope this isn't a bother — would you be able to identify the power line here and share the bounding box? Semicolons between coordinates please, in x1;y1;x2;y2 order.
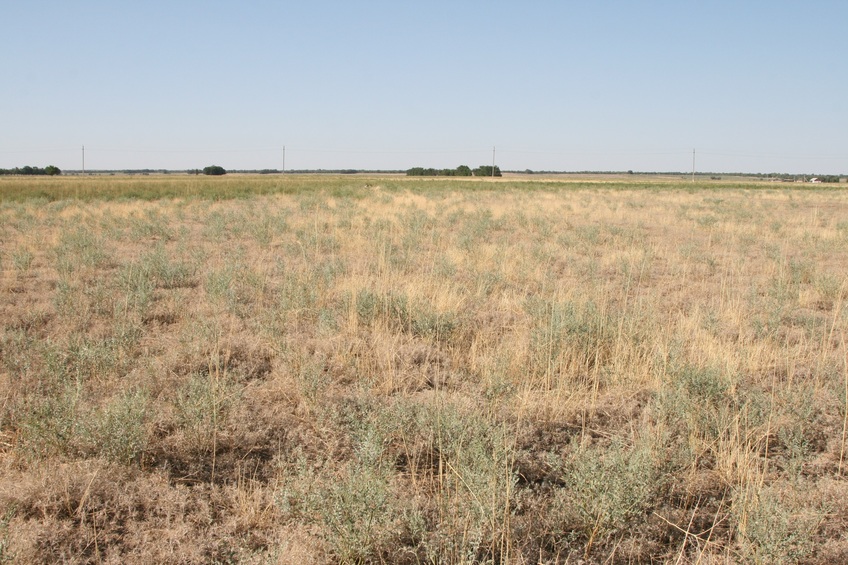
1;145;843;160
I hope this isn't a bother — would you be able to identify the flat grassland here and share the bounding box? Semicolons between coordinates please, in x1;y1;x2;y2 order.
1;176;847;563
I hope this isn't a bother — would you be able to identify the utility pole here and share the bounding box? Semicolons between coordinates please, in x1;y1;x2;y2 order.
82;145;85;175
692;149;695;183
282;146;286;174
492;146;496;178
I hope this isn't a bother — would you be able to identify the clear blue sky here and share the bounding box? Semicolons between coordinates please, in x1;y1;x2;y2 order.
3;1;846;174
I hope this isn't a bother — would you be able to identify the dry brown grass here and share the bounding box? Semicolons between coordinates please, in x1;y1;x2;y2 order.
1;178;847;563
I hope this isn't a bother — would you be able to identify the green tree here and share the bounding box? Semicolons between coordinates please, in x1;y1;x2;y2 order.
202;165;226;176
473;165;502;177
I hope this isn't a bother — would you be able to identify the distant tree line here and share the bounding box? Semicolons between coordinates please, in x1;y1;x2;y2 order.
751;173;842;182
0;165;61;176
801;175;840;183
126;169;170;174
407;165;501;177
407;165;471;177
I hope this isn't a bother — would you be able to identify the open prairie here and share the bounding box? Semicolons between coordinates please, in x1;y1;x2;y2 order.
1;176;847;563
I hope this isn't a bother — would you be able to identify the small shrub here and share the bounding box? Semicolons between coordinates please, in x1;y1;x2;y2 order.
653;364;734;441
205;267;237;305
20;381;84;459
248;212;278;247
175;371;238;454
353;288;381;324
557;435;667;557
143;244;195;289
87;388;149;464
735;485;825;563
117;261;156;316
277;418;406;564
296;360;330;406
53;226;111;273
321;461;395;563
0;506;15;563
814;273;844;309
128;209;174;240
390;399;517;561
277;269;319;316
11;248;34;273
410;307;458;344
352;289;458;344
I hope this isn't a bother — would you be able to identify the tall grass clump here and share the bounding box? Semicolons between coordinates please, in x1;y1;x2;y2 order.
175;369;239;456
352;289;460;345
526;297;623;389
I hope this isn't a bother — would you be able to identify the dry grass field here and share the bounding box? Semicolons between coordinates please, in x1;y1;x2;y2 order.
1;176;847;563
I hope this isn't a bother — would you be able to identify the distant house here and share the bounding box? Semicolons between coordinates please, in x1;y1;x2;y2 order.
809;177;821;183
